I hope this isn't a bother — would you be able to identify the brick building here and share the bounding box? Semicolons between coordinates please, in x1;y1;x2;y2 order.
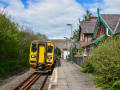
79;16;97;56
83;8;120;56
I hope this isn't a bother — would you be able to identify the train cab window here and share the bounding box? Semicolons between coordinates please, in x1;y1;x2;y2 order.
48;46;53;53
32;43;37;52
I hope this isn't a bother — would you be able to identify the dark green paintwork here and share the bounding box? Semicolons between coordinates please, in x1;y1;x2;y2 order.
92;8;114;41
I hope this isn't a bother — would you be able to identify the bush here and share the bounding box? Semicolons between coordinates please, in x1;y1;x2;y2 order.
111;80;120;90
82;62;94;73
83;36;120;89
0;59;29;77
67;56;71;61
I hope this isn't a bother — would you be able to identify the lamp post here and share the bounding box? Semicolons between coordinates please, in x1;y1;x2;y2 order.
66;24;73;63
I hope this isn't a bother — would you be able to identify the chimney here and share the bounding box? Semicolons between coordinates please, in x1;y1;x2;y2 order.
89;14;97;21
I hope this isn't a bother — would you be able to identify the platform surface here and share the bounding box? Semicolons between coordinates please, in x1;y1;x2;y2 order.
49;59;97;90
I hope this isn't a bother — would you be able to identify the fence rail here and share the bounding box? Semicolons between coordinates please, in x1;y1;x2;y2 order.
73;55;84;65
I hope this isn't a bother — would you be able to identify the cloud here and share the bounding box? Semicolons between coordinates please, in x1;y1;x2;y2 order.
83;2;102;15
102;0;120;14
84;0;120;15
0;0;85;39
2;0;119;39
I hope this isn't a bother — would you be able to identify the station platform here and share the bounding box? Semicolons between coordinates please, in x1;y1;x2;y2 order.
49;59;97;90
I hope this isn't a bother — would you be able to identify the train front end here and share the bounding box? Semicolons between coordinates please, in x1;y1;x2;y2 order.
29;40;55;72
29;41;38;67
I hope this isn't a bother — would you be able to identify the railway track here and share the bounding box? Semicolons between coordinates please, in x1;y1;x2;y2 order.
38;74;48;90
14;72;49;90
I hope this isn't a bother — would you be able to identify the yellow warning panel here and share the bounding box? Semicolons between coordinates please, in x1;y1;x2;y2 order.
38;45;45;63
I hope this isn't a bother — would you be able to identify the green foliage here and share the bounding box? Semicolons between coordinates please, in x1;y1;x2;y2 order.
83;10;92;21
55;48;61;60
56;49;61;57
71;29;79;41
83;36;120;89
111;80;120;90
67;54;73;61
82;62;94;73
71;29;80;55
79;45;83;55
0;12;47;78
71;47;76;56
0;80;3;83
0;59;29;77
67;56;70;61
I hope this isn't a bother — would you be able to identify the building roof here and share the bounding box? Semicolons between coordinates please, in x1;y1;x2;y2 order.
101;14;120;32
80;21;96;34
115;21;120;34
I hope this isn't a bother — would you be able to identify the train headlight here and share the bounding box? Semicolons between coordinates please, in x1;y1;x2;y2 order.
48;57;52;59
48;59;51;61
31;55;36;58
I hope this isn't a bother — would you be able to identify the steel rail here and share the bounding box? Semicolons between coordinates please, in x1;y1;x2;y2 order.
14;72;36;90
14;72;41;90
39;74;49;90
19;73;41;90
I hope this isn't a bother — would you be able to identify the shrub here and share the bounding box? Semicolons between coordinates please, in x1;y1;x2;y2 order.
67;57;70;61
82;62;94;73
111;80;120;90
83;36;120;89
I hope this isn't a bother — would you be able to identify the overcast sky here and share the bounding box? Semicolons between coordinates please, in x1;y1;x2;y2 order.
0;0;120;39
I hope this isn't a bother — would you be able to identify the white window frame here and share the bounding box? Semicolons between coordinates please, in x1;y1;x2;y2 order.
83;48;87;56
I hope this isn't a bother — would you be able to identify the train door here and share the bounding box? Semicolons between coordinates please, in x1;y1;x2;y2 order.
38;45;45;64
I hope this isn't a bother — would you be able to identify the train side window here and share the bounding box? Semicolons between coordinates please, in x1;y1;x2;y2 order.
32;43;37;52
48;46;53;53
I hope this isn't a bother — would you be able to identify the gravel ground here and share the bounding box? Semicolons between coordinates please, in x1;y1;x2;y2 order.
0;68;33;90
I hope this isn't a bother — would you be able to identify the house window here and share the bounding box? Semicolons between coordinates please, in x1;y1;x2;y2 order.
80;34;83;41
90;46;94;52
83;48;87;56
80;33;85;41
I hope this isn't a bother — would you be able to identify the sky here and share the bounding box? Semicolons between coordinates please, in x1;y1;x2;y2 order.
0;0;120;39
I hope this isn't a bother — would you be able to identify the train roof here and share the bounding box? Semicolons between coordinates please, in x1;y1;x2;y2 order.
32;40;54;44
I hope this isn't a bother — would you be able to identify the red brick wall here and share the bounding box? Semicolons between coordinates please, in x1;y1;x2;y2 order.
85;34;92;42
90;18;97;21
96;22;106;39
80;32;92;47
80;32;85;46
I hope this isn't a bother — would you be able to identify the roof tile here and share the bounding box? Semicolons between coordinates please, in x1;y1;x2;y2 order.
80;21;96;34
101;14;120;32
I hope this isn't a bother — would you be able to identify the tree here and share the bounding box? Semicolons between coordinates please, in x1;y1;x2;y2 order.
0;10;48;77
71;29;79;41
83;10;92;21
